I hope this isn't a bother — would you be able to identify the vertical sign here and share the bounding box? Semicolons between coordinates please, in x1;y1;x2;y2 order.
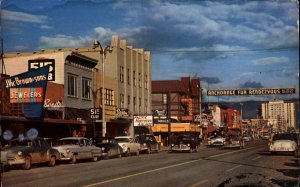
28;59;55;81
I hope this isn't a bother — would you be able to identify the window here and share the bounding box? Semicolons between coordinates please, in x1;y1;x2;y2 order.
68;74;78;97
133;71;136;86
120;94;124;108
120;66;124;83
127;68;130;85
139;97;142;112
128;95;131;106
133;96;137;112
138;72;142;88
105;89;114;106
82;78;92;100
145;74;148;89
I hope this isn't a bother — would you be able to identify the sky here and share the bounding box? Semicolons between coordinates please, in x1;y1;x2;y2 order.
0;0;299;103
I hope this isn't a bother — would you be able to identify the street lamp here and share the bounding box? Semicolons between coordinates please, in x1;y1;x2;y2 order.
94;40;113;137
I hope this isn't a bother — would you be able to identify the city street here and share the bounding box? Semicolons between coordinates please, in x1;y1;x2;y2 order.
1;140;299;187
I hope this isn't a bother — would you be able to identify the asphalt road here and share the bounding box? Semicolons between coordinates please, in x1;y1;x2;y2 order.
1;140;299;187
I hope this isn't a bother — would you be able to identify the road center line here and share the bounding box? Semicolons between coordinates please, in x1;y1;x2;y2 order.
84;145;264;187
252;156;262;161
189;179;209;187
83;158;203;187
226;165;243;172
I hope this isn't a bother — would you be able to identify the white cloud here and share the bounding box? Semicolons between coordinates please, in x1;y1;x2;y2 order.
39;34;93;48
1;10;47;23
252;57;290;65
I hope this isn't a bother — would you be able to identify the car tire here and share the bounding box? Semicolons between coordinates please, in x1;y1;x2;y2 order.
48;156;56;167
70;155;77;164
146;147;151;154
294;150;298;157
91;155;98;162
22;156;31;170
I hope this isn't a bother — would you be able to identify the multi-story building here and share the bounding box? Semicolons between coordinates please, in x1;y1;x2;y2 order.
151;77;201;145
1;51;98;139
1;35;151;139
261;99;297;132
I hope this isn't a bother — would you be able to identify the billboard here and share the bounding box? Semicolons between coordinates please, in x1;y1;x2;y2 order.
207;88;295;96
28;59;55;81
4;66;49;118
133;115;153;127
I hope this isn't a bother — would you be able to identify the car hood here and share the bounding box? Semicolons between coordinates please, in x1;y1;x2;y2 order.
6;146;32;154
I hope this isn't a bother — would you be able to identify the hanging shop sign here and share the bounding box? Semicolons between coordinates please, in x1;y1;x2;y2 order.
116;108;129;119
207;88;295;96
4;66;49;118
133;115;153;127
28;59;55;81
90;108;102;120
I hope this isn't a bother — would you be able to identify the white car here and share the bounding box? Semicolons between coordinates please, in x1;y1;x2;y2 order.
53;137;102;164
269;133;298;157
115;136;141;156
207;136;226;147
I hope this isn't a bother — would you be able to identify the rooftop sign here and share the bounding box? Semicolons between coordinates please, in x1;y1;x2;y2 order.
207;88;295;96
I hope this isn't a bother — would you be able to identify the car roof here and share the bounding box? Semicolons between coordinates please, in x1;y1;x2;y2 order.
58;137;88;140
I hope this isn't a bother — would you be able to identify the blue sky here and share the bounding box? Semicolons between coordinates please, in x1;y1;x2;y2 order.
1;0;299;103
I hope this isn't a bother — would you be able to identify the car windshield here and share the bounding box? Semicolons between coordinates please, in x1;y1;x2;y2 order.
57;139;80;145
115;138;130;143
272;134;296;141
10;139;32;147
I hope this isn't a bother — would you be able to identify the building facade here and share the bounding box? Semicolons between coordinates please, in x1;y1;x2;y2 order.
261;99;297;132
151;77;201;145
1;35;152;140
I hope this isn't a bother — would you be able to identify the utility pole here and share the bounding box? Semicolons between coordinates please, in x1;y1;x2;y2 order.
93;40;113;137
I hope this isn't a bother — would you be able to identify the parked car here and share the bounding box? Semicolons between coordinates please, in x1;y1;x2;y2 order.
114;136;141;156
269;133;298;157
223;134;245;149
5;137;60;170
135;134;160;154
94;137;123;159
170;134;198;153
52;137;101;164
207;136;226;147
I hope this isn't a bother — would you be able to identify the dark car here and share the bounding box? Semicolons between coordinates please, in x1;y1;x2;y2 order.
223;134;245;149
94;137;123;159
136;134;160;154
170;134;198;153
5;137;60;170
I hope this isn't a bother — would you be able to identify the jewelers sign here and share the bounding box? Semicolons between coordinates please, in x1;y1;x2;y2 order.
4;66;49;118
133;115;153;127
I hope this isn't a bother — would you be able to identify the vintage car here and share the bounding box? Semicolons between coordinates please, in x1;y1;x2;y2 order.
52;137;102;164
207;136;226;147
135;134;160;154
5;137;60;170
114;136;141;156
170;134;198;153
223;134;245;149
269;133;298;156
94;137;123;159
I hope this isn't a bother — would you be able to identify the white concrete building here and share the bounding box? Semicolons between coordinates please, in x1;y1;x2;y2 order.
261;99;297;132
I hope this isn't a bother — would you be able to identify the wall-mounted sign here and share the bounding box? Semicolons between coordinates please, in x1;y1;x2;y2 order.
133;115;153;127
154;118;170;124
10;87;44;103
90;108;102;119
153;109;166;116
28;59;55;81
116;108;129;119
207;88;295;96
4;66;49;118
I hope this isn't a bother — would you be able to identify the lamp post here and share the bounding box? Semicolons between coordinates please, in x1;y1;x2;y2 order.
94;40;113;137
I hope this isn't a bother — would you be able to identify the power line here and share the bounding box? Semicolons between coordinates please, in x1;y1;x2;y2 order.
149;46;298;54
